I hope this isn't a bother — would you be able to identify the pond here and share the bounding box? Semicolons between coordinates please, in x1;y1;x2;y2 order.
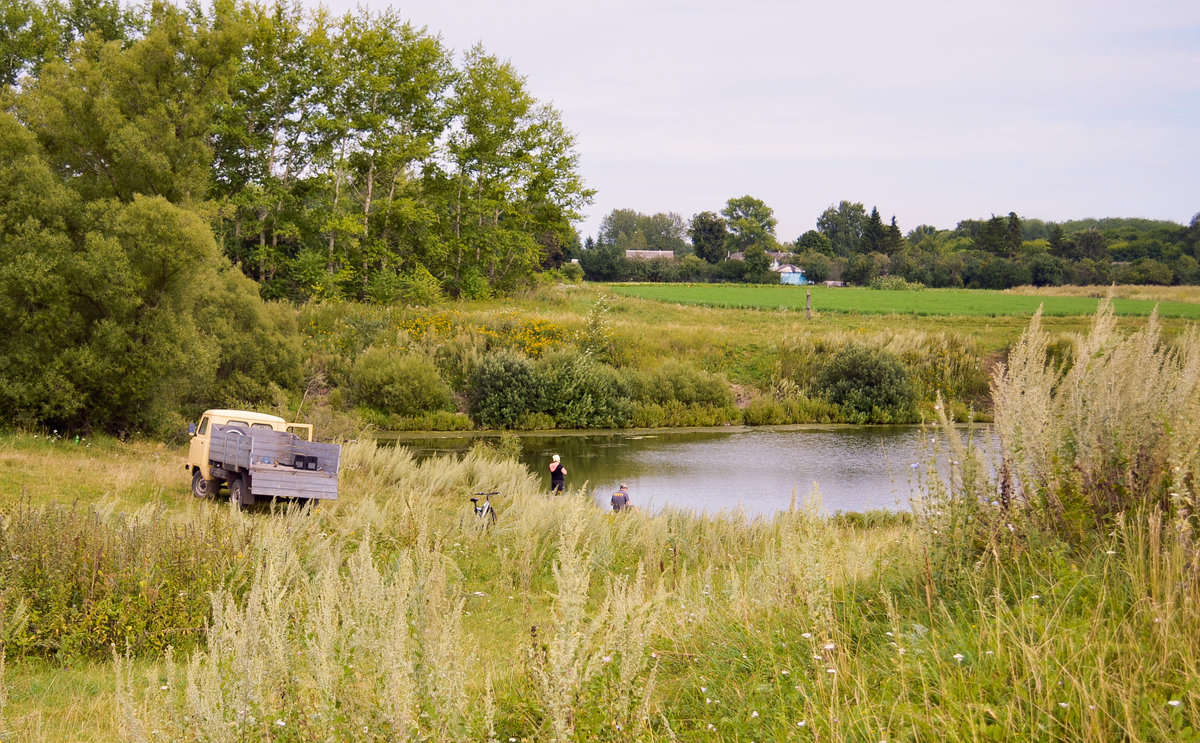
384;425;979;518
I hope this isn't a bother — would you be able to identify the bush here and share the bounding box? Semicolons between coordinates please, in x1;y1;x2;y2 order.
347;348;453;417
868;275;925;291
467;350;546;428
627;361;733;408
537;351;633;429
816;346;917;423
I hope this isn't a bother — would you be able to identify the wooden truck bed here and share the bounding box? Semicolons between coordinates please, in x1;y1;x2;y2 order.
209;424;340;500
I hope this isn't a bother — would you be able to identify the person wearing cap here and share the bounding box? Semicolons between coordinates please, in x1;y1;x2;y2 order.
548;454;566;495
611;483;631;512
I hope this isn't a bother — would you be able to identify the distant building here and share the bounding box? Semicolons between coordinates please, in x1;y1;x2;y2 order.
625;250;675;260
773;264;807;285
823;280;845;287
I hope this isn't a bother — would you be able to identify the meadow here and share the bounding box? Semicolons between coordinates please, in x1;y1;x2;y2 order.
1;299;1198;742
610;283;1200;319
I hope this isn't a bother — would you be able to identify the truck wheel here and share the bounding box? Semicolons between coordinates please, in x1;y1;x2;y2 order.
229;477;248;508
192;469;220;498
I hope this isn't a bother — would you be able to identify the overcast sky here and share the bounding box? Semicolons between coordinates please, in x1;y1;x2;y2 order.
319;0;1200;242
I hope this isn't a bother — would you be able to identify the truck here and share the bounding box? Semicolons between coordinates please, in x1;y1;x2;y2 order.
186;409;341;506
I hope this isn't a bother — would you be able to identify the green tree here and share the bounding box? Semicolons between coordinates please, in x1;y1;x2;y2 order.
721;195;777;253
862;207;885;254
816;200;866;256
796;229;833;255
689;210;728;263
17;2;242;204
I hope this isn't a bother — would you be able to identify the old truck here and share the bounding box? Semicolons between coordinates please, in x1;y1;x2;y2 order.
186;409;340;506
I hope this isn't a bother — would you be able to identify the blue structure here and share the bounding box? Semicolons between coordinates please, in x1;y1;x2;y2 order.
777;266;807;285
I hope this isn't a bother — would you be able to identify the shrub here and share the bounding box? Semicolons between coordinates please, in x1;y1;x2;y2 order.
467;350;546;428
868;275;925;291
347;348;453;418
626;361;733;408
816;346;917;423
537;351;633;429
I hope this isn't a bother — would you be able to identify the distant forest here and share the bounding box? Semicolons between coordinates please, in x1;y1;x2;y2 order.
580;200;1200;289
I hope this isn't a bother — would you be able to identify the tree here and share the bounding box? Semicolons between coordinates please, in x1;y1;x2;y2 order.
883;216;905;255
816;200;867;256
689;211;728;263
796;229;833;255
17;2;243;204
862;207;885;254
721;195;777;253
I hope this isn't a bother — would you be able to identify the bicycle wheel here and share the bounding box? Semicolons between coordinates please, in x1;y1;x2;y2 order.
486;506;497;525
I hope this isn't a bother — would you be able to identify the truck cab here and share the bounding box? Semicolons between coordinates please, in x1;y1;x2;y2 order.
187;409;314;498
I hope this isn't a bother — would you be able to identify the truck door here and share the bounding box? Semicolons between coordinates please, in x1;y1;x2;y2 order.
187;415;212;477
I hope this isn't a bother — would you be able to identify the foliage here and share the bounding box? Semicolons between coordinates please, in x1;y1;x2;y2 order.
467;350;545;428
815;346;917;423
347;348;453;417
868;275;924;291
688;210;728;263
0;502;247;659
536;351;634;429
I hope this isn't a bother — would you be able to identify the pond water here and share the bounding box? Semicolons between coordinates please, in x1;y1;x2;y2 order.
385;425;976;518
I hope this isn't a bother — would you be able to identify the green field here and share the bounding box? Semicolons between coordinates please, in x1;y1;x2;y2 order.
612;283;1200;318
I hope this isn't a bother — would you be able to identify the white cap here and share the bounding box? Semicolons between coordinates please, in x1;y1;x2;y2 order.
552;454;560;462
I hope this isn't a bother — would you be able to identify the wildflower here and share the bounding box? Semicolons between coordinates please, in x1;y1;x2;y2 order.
602;655;612;663
275;719;286;727
160;685;168;690
985;650;994;656
885;631;894;637
700;686;706;692
781;670;789;675
812;654;823;660
1031;594;1040;600
823;643;836;650
801;632;812;639
1169;700;1182;707
952;653;964;662
798;720;807;727
1106;550;1116;555
826;668;836;674
751;711;759;718
1058;702;1068;709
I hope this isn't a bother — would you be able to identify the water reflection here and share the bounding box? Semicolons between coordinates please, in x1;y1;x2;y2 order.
384;425;972;518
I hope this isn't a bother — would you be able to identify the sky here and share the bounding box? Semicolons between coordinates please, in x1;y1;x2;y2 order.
316;0;1200;242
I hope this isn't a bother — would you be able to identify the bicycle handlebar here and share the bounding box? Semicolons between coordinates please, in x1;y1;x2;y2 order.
473;491;500;496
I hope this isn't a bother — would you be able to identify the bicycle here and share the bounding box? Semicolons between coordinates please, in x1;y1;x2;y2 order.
462;491;499;527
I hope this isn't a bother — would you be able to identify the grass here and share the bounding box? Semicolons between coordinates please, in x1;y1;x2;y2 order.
3;300;1200;741
610;282;1200;318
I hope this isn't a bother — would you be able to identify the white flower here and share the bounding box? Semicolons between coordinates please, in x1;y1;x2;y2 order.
700;686;707;692
275;719;286;727
826;668;836;674
602;655;612;663
1031;594;1041;600
985;650;994;656
797;720;807;727
823;643;836;650
751;710;759;718
1169;700;1182;707
885;631;894;637
781;670;789;675
1058;702;1068;709
801;632;812;639
160;685;168;690
1105;550;1116;555
952;653;964;662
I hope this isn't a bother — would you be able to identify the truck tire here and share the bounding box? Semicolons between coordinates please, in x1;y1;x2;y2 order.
192;469;220;498
229;476;249;508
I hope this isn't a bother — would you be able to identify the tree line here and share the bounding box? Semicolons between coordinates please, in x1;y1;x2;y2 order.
580;198;1200;288
0;0;591;434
